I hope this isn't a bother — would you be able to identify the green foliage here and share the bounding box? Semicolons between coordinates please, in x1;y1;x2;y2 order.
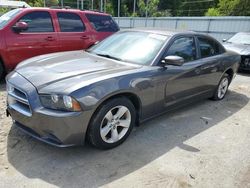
106;1;114;15
24;0;43;7
0;7;9;14
138;0;160;17
205;0;250;16
46;0;59;7
205;8;221;16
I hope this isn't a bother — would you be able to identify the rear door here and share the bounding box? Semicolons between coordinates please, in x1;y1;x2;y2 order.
56;11;93;51
5;11;59;68
196;36;224;90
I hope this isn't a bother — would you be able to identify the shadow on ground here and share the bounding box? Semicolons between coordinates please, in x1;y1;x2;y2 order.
6;90;249;188
0;81;5;92
238;71;250;77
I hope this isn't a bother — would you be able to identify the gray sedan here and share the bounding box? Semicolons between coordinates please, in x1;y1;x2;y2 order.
6;30;240;149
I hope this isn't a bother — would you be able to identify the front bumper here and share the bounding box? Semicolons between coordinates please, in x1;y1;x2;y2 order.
6;71;91;147
239;56;250;71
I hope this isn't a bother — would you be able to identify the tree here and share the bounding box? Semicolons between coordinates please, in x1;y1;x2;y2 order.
206;0;250;16
0;7;9;14
137;0;160;17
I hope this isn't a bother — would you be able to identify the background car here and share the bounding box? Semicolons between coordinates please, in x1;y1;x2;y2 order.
0;7;119;79
223;32;250;71
6;30;240;149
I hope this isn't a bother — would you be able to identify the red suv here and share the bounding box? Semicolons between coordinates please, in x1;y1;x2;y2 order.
0;8;119;79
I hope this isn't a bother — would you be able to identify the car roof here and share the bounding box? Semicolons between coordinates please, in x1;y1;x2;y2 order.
122;28;218;40
123;28;201;36
18;7;110;16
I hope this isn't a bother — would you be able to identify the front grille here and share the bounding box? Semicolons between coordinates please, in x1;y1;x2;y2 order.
7;83;32;117
240;56;250;69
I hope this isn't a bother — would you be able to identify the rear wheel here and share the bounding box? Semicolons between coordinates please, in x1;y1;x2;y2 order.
212;74;230;100
87;97;136;149
0;62;4;80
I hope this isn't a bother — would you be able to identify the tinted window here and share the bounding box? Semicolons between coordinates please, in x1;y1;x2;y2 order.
85;14;119;32
57;12;85;32
19;11;54;32
166;37;196;62
198;37;221;58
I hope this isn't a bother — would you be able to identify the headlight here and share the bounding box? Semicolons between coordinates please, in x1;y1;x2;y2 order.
40;94;82;112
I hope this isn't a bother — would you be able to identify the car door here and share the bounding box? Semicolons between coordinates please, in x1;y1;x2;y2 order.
5;11;59;67
56;11;93;51
196;36;224;90
154;35;211;112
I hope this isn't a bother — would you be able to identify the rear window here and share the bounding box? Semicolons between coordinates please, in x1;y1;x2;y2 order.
85;14;119;32
198;37;222;58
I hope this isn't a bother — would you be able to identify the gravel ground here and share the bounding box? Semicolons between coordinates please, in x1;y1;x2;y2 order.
0;74;250;188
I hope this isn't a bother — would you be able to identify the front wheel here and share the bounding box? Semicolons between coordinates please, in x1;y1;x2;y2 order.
87;97;136;149
212;74;230;100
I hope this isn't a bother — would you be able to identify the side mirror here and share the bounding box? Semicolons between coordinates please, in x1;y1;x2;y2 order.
161;55;185;66
222;39;227;42
12;21;28;33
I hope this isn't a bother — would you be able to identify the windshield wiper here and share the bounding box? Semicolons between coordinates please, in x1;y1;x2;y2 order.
96;53;122;61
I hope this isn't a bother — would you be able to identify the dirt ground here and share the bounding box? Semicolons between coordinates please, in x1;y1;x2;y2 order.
0;74;250;188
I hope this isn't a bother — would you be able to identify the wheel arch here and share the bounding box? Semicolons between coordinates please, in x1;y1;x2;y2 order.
224;68;234;84
94;91;141;122
85;91;142;141
0;55;7;79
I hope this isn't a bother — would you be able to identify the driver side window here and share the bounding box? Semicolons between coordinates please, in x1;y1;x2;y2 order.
166;37;196;62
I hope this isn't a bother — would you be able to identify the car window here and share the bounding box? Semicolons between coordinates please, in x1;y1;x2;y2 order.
166;37;196;62
85;14;119;32
89;31;168;65
198;37;221;58
18;11;54;32
57;12;85;32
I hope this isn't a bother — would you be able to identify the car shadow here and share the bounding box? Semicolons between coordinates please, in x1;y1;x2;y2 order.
6;90;249;188
0;81;5;92
238;72;250;77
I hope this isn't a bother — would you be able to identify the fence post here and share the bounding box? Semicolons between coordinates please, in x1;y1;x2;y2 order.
175;18;179;29
207;18;211;34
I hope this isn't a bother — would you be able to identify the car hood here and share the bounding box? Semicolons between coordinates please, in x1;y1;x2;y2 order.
16;51;141;93
223;43;250;55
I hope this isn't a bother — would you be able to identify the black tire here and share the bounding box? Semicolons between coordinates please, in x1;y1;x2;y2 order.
211;73;230;101
87;97;136;149
0;62;4;81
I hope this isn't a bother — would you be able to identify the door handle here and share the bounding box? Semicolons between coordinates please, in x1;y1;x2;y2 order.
80;36;89;40
45;36;55;41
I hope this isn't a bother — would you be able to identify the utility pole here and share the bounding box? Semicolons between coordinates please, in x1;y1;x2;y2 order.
61;0;63;8
91;0;93;10
104;0;106;12
145;0;148;18
118;0;120;17
133;0;136;14
43;0;46;7
101;0;103;12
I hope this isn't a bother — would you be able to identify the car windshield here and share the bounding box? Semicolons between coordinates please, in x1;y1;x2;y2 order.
0;9;21;29
227;33;250;45
88;31;169;65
